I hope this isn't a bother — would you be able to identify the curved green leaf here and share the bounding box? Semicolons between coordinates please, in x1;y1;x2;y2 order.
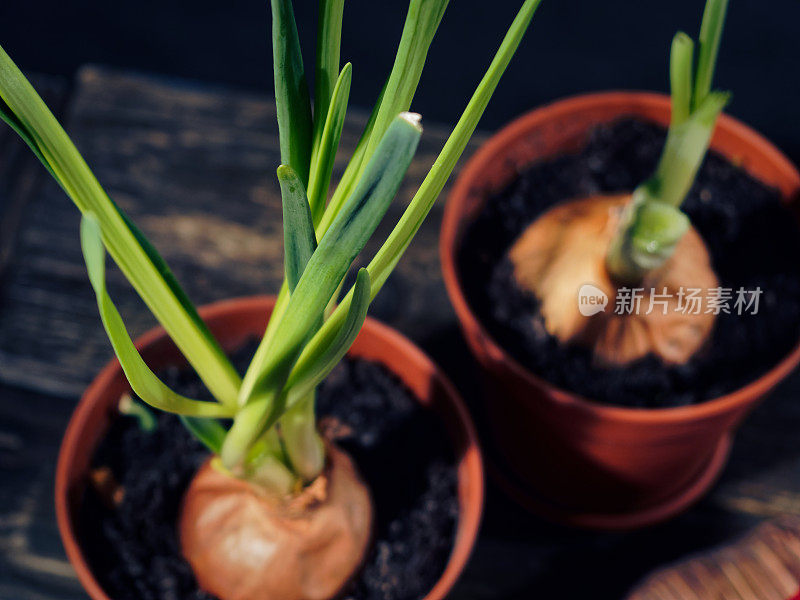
80;214;235;418
243;79;386;391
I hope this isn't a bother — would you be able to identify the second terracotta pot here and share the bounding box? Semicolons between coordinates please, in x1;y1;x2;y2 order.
440;92;800;529
55;296;484;599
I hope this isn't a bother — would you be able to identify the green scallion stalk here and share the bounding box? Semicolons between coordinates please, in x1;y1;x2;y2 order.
279;390;325;481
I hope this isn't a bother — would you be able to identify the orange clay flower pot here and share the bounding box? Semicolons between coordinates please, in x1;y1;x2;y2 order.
56;296;484;599
440;92;800;529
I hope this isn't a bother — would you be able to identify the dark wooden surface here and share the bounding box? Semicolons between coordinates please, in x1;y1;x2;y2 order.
2;66;800;599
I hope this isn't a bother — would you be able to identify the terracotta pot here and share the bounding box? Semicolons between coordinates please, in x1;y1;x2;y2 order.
440;91;800;529
55;296;484;599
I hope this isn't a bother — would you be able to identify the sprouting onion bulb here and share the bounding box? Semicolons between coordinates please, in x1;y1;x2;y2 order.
606;0;730;283
508;0;729;367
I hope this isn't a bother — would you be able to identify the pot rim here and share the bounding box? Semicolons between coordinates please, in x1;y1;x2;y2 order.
55;295;484;600
440;90;800;425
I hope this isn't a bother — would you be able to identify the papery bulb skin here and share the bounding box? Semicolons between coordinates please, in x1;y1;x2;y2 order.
509;194;718;366
179;445;373;600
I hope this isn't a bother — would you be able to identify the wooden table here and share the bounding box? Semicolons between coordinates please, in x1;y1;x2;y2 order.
2;66;800;599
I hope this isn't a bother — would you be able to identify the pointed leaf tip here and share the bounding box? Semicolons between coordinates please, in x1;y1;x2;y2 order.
399;111;423;131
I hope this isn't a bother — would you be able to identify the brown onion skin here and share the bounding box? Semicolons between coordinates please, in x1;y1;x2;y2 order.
179;444;373;600
509;194;718;366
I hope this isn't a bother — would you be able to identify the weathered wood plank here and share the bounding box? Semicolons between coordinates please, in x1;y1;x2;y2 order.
0;383;85;600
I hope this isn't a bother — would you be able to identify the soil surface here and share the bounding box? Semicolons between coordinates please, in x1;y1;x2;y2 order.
458;118;800;408
78;342;458;600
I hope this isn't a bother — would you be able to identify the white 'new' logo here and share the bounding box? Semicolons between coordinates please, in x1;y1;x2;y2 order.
577;284;608;316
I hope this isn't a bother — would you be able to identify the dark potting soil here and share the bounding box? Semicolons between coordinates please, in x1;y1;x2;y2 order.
78;342;458;600
458;118;800;408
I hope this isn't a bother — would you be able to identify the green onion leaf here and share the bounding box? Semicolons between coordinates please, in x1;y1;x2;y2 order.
80;214;235;418
271;0;314;186
312;0;346;159
307;63;352;223
693;0;729;110
651;89;730;209
278;164;317;292
606;90;729;282
669;32;694;126
246;73;372;383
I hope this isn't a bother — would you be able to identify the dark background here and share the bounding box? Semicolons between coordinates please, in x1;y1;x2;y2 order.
0;0;798;162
